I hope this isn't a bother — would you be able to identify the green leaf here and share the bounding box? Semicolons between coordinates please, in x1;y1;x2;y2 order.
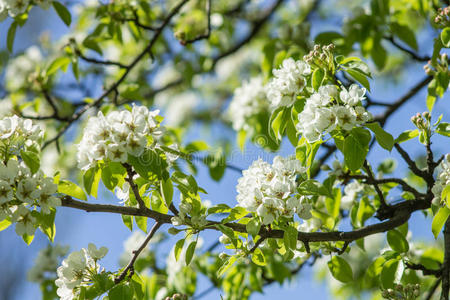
312;68;325;91
203;152;226;182
128;150;167;181
270;107;290;141
0;219;12;231
246;218;261;237
135;216;147;233
83;167;101;198
101;162;126;191
432;206;450;239
160;178;173;208
174;238;185;261
22;233;35;245
283;226;298;250
343;128;371;171
185;240;197;266
387;229;409;253
237;130;246;152
7;22;18;52
365;122;394;150
122;215;133;231
58;180;87;201
47;57;71;76
108;283;133;300
394;129;419;143
380;259;403;289
252;248;266;266
38;209;56;242
150;191;168;214
20;150;40;174
441;27;450;48
390;23;418;50
52;1;72;26
371;40;387;70
327;256;353;283
345;68;371;91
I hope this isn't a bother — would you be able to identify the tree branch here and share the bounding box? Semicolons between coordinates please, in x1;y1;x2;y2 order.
42;0;191;149
114;221;162;284
441;218;450;299
181;0;211;45
384;35;430;62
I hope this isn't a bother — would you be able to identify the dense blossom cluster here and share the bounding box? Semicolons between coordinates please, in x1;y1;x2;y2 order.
77;105;163;170
28;244;69;283
296;84;372;143
171;198;207;228
432;154;450;205
227;77;269;132
55;244;108;300
0;0;51;19
0;116;59;236
236;156;312;224
266;58;311;108
4;46;42;91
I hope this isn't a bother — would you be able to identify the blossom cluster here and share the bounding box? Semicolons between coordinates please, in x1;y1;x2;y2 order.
77;105;163;170
236;156;312;224
0;0;51;20
266;58;311;108
227;77;269;132
0;116;59;237
55;244;108;300
0;115;43;151
432;154;450;205
296;84;372;143
28;244;69;283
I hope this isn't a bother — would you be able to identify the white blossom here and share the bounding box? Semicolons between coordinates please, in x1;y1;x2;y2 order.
55;245;108;299
266;58;311;108
28;244;69;283
236;156;311;225
339;84;366;106
227;77;269;132
432;154;450;205
4;0;29;17
77;105;164;171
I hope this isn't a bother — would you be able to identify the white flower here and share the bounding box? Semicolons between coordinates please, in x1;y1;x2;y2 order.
339;84;366;106
12;205;36;236
77;106;164;170
115;182;130;204
0;115;19;139
432;154;450;205
334;105;357;131
87;243;108;260
227;77;269;132
4;0;29;17
28;244;69;283
37;177;60;214
16;178;40;204
0;180;13;204
267;58;311;108
236;155;307;224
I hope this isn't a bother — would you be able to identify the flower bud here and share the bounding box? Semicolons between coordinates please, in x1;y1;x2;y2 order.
171;216;183;226
219;234;231;244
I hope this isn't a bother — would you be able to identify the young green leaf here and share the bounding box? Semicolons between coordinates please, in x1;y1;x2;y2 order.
7;22;18;52
246;218;261;237
432;206;450;239
344;128;371;171
252;248;267;266
160;178;173;208
20;150;40;174
327;256;353;283
365;122;394;151
394;129;419;143
174;238;185;261
52;1;72;26
83;167;101;198
58;180;87;201
387;229;409;253
185;240;197;266
312;68;325;91
441;27;450;48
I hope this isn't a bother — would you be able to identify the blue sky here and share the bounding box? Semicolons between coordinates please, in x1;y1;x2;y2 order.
0;1;449;299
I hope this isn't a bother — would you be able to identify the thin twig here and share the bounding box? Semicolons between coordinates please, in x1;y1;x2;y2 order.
394;143;427;178
405;261;442;277
75;48;128;69
426;278;442;300
363;160;389;209
123;163;147;210
42;0;191;149
182;0;211;45
114;221;162;284
384;35;430;62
